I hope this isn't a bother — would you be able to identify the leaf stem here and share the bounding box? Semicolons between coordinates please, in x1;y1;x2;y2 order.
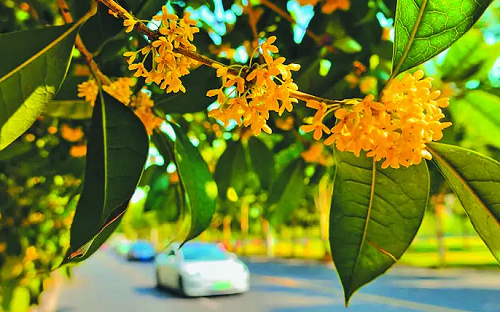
57;0;111;85
97;0;338;105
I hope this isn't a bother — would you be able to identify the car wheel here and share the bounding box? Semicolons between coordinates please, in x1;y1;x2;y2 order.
177;276;186;297
155;270;163;290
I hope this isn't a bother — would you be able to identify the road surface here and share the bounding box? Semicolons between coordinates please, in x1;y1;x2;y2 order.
57;251;500;312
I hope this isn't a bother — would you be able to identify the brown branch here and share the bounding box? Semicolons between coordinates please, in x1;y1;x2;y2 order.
245;3;265;63
259;0;335;53
57;0;111;85
97;0;340;105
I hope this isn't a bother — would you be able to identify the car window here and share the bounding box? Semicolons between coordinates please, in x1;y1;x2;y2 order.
181;244;229;261
132;242;154;252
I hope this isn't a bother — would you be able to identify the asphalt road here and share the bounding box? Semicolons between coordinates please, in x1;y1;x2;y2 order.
57;251;500;312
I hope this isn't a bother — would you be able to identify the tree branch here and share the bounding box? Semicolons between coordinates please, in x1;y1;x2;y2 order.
57;0;111;85
97;0;340;105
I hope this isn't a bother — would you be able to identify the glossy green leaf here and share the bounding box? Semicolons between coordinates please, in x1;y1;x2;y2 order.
392;0;493;76
267;158;305;227
170;123;217;242
214;140;248;198
428;143;500;263
330;151;428;304
63;93;149;264
153;66;221;114
0;24;79;150
248;137;275;191
449;90;500;149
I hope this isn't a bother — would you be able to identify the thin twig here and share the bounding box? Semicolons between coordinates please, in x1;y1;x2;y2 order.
245;3;265;64
57;0;111;85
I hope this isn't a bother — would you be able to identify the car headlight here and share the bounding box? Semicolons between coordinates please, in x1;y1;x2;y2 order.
183;266;202;277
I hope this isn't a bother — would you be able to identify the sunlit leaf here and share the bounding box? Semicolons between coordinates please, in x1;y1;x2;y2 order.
0;24;79;150
248;137;274;191
62;93;148;264
214;140;248;199
170;123;217;242
392;0;493;76
266;158;304;227
449;90;500;149
330;151;428;304
428;143;500;264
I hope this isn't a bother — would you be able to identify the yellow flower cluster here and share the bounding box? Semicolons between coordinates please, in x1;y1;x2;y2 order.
207;36;301;136
60;124;84;142
123;6;199;93
302;70;451;169
296;0;350;14
130;91;163;135
77;78;162;136
70;144;87;158
77;80;99;106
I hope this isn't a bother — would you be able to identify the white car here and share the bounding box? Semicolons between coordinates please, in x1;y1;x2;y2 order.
155;242;250;297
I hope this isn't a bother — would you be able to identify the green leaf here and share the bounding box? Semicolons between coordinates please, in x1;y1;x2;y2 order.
144;172;170;212
333;36;362;54
0;24;79;150
0;140;31;161
63;93;149;264
428;143;500;264
392;0;493;76
248;137;275;191
267;158;305;227
45;101;93;119
153;66;220;114
170;124;217;242
330;151;428;304
214;140;248;198
45;74;93;119
439;28;484;81
78;3;124;53
449;90;500;149
135;0;165;20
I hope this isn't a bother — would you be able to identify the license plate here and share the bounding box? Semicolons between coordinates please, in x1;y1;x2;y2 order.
213;281;232;291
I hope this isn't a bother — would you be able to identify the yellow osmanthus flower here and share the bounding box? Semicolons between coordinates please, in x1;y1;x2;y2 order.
275;116;295;130
297;0;350;14
130;91;163;135
305;70;451;169
301;142;332;166
60;124;84;142
24;246;38;262
77;77;162;136
124;6;199;94
102;77;135;105
77;80;98;106
70;144;87;158
207;36;301;136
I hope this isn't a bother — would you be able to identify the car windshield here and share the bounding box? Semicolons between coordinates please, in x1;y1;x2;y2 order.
181;244;229;261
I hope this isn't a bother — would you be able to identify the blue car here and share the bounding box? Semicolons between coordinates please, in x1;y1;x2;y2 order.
127;240;156;261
